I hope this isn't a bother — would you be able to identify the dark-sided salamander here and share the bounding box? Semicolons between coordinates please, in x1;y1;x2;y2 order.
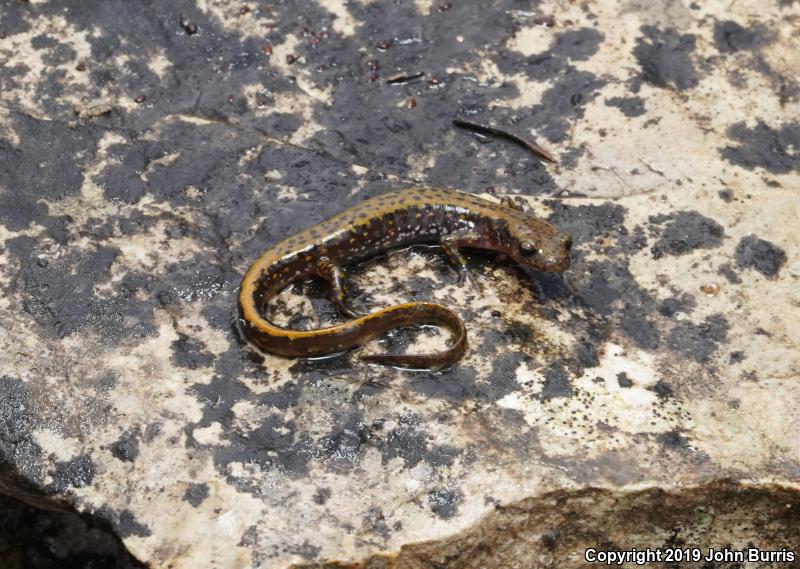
239;187;572;369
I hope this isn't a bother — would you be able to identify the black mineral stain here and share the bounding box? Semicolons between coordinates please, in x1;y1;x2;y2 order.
633;26;699;91
428;488;462;519
110;431;140;462
51;455;97;491
617;372;633;388
721;121;800;174
735;235;787;277
649;211;724;258
183;483;210;507
605;96;646;117
713;21;772;53
667;314;729;363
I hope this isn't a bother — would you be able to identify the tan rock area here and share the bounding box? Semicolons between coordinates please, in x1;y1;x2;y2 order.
0;0;798;567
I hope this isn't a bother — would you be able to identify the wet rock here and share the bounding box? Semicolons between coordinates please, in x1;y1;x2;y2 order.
0;0;797;567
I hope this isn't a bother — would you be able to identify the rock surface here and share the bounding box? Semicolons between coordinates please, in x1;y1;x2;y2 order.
1;0;798;567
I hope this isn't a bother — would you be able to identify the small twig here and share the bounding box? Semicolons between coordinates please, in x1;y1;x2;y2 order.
386;71;425;85
452;118;558;164
639;158;666;177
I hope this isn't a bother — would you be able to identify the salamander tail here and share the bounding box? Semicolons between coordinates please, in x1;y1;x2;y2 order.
359;302;467;370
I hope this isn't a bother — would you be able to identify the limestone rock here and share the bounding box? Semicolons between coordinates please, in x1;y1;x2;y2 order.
1;0;798;567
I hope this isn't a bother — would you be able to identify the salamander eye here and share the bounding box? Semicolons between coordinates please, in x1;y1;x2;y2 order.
520;241;535;255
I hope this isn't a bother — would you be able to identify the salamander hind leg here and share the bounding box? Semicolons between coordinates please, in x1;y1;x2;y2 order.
317;257;363;319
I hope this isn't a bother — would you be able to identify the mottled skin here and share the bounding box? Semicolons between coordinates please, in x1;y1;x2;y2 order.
239;188;572;369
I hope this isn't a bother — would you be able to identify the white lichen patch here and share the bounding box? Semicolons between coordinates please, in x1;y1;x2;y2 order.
0;15;93;119
318;0;359;37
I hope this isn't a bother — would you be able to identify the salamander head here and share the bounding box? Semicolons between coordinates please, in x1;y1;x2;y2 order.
507;218;572;272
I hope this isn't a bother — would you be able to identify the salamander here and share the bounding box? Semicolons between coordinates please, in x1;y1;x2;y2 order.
238;187;572;369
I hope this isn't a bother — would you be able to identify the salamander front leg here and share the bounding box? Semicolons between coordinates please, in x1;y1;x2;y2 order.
317;257;362;318
440;231;483;288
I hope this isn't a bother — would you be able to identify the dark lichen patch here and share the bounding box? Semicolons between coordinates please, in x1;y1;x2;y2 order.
0;111;100;230
666;314;729;363
619;312;660;350
657;430;691;450
477;351;527;401
12;243;156;341
713;21;772;53
51;454;97;491
289;540;322;561
649;211;724;258
187;375;314;481
378;413;461;470
735;235;787;278
361;507;392;540
547;202;628;249
425;445;461;468
0;376;45;484
406;365;481;402
312;487;331;505
633;26;699;91
94;506;152;538
657;293;696;317
183;483;210;507
110;431;140;463
428;488;462;519
721;121;800;174
729;351;745;364
605;96;646;117
717;188;734;202
617;372;633;388
649;381;673;399
540;366;574;400
170;334;215;370
553;28;605;61
718;263;742;284
318;412;369;472
260;382;302;410
212;413;313;480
